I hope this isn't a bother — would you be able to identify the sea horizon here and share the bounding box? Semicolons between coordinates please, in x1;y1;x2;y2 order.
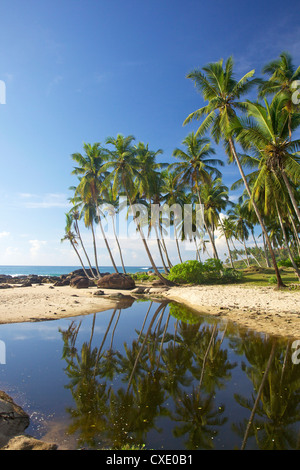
0;265;158;277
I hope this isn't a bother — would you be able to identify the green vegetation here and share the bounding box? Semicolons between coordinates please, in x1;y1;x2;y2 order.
63;52;300;289
167;259;242;285
240;266;299;287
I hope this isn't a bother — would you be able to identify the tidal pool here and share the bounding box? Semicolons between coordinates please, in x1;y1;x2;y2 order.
0;299;299;450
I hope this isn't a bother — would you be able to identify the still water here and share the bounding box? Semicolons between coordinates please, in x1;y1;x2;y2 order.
0;299;299;450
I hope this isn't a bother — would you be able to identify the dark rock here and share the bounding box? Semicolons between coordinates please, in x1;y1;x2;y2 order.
97;273;135;290
53;279;70;287
0;391;30;448
151;280;165;286
93;290;104;296
70;276;90;289
0;391;57;450
20;280;32;287
68;268;98;278
75;278;90;289
2;435;57;451
131;287;147;294
0;275;12;283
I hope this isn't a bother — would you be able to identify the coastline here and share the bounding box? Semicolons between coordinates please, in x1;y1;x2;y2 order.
163;284;300;339
0;281;299;338
0;284;120;324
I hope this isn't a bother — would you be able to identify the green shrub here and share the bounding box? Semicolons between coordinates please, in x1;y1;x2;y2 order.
278;259;293;267
168;260;205;284
130;273;155;281
278;258;300;268
220;268;243;283
168;259;242;285
268;275;277;284
202;258;223;272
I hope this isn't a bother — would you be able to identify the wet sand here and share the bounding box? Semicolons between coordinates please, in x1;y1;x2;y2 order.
0;283;299;338
163;284;300;338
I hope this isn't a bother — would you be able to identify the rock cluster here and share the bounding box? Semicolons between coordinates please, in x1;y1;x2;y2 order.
0;391;57;450
0;274;55;288
97;273;136;290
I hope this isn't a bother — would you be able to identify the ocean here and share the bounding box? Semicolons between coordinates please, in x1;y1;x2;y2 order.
0;265;156;277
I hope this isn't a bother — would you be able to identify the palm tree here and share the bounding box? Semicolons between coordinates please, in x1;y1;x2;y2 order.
71;143;119;274
101;188;126;274
232;150;300;277
82;200;102;277
161;170;187;264
258;51;300;139
183;56;285;287
227;203;251;266
102;134;175;286
219;216;237;268
61;212;94;280
171;132;224;260
233;94;300;224
200;176;234;267
66;197;97;278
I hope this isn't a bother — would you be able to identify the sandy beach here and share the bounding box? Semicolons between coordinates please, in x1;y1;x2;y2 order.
0;284;120;324
0;282;299;339
164;284;300;338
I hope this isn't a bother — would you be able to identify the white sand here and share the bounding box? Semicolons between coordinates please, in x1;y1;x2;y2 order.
0;284;119;324
0;283;299;338
163;285;300;338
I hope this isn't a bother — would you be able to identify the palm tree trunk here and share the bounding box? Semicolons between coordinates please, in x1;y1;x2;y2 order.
196;186;219;260
126;302;167;393
281;170;300;224
241;341;276;450
198;324;217;394
262;231;271;268
231;239;247;266
91;222;101;277
218;216;234;268
93;308;118;377
288;210;300;257
251;229;262;267
124;187;175;286
159;222;173;269
174;225;183;264
276;201;300;280
111;215;126;273
154;225;169;274
70;239;94;280
74;219;97;279
242;236;250;266
229;138;285;288
96;207;119;273
194;236;202;262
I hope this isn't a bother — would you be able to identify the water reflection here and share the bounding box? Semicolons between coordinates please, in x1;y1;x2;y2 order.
58;301;300;450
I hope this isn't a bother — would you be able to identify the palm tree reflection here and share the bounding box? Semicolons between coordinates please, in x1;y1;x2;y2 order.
59;301;299;450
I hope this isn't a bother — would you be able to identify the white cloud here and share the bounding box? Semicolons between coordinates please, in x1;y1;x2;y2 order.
29;240;47;257
0;231;10;239
21;193;69;209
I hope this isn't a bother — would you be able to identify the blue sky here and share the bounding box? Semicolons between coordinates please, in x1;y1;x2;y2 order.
0;0;300;267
